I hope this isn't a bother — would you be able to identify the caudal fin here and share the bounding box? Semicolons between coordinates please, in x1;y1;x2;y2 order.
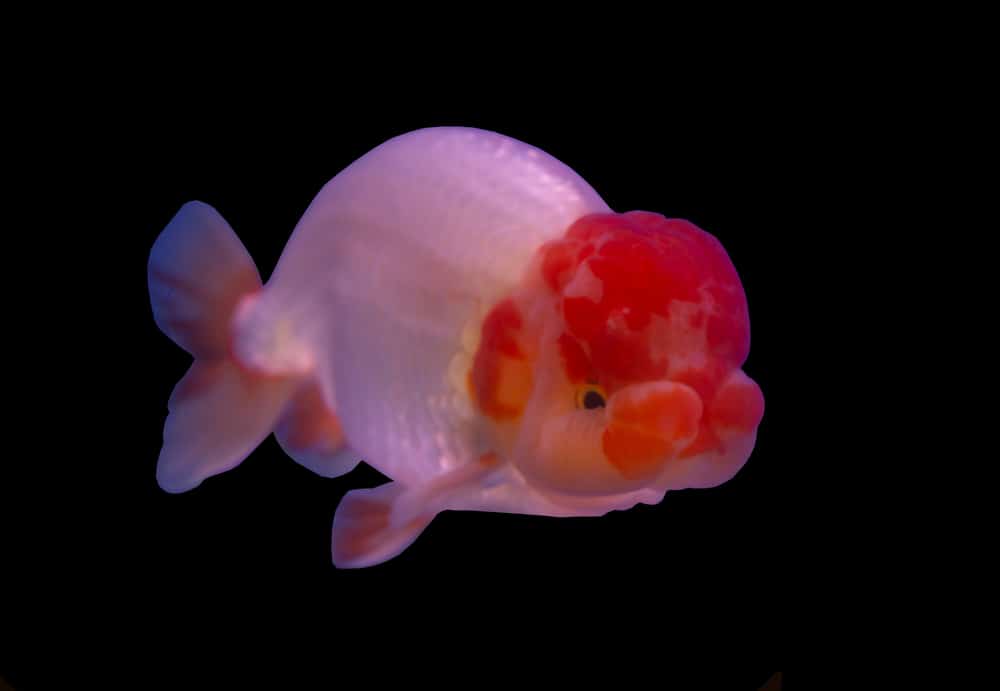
149;201;296;493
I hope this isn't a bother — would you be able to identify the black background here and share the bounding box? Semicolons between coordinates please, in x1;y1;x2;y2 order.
6;65;843;688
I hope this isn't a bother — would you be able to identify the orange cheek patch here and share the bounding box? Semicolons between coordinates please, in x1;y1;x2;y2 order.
602;425;673;479
469;298;533;420
481;298;525;358
609;385;702;442
469;350;534;420
602;383;703;479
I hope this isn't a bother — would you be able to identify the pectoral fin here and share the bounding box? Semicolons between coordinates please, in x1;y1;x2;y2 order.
331;483;434;569
331;453;502;568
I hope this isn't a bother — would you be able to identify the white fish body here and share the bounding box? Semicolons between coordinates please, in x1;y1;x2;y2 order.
244;127;609;484
149;127;764;568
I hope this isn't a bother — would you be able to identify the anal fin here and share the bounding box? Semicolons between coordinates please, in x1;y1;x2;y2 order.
275;380;360;478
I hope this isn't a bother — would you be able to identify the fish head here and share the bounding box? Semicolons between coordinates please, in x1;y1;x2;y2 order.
481;211;764;498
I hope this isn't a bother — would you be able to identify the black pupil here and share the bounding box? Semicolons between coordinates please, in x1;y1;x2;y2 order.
582;389;606;409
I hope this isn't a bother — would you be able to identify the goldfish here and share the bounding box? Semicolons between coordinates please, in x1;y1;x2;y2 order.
148;126;764;568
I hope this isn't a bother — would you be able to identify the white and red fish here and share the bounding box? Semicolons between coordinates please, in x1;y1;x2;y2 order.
148;126;764;568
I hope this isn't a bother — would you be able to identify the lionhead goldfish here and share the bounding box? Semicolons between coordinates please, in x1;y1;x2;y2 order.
149;127;764;568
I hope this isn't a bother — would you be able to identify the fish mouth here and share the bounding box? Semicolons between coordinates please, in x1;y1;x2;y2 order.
601;381;703;480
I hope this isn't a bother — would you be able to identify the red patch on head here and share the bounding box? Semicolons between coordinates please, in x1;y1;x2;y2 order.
480;298;525;359
671;363;726;407
538;211;751;387
469;299;533;420
558;332;591;384
541;241;577;293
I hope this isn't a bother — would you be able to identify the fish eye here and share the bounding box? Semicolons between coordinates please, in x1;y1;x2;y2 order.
576;384;607;410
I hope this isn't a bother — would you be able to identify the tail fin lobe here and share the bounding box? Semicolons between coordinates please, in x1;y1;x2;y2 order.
158;360;296;492
149;201;261;359
149;201;298;492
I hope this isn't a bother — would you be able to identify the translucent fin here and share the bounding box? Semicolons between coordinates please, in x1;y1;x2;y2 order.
148;201;261;359
158;360;296;493
331;452;503;568
149;200;299;492
274;380;360;478
331;483;434;569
